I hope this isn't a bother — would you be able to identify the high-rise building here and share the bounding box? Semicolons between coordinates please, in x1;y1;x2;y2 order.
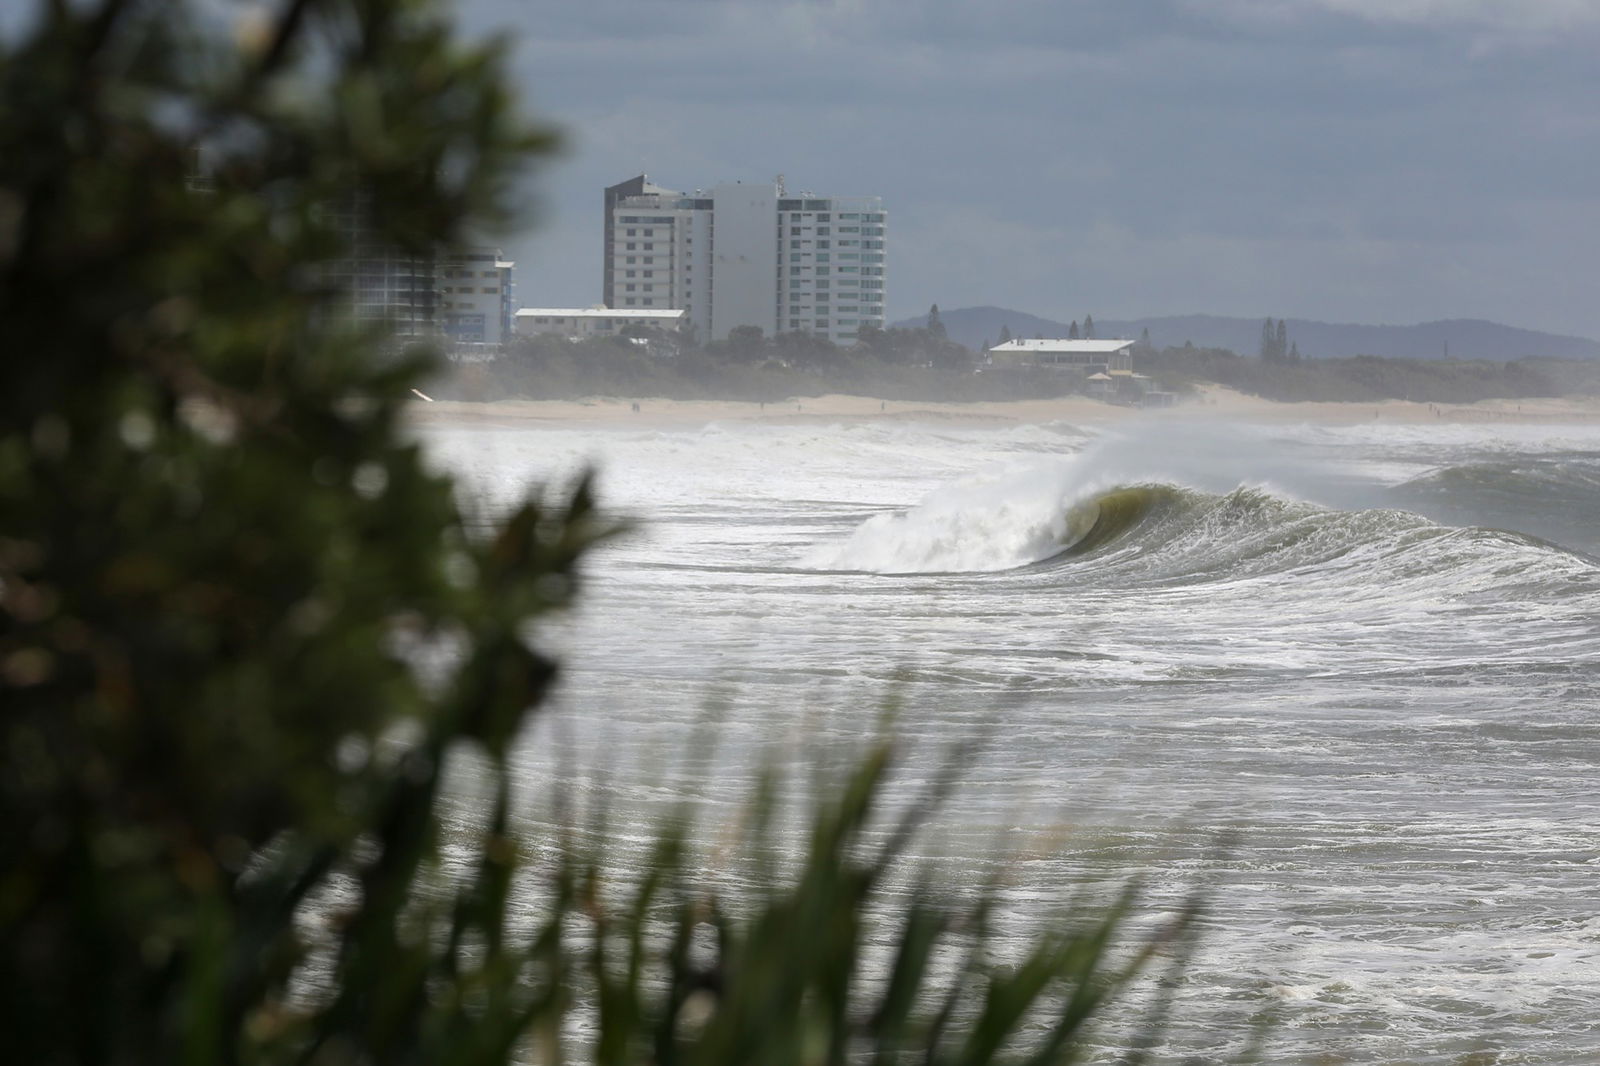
440;248;514;346
602;175;887;345
323;196;439;340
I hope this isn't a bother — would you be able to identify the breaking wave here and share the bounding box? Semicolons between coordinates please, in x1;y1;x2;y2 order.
804;469;1595;597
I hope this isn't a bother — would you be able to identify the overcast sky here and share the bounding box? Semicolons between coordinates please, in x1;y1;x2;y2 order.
457;0;1600;338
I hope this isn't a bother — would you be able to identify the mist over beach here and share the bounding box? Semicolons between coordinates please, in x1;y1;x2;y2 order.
412;396;1600;1062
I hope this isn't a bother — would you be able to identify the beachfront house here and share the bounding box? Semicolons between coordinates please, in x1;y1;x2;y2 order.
985;338;1135;375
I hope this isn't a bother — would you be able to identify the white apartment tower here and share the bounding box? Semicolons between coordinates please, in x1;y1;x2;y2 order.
602;175;887;345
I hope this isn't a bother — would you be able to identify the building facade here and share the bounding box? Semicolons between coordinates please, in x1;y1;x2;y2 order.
440;248;514;347
513;306;685;340
986;339;1135;374
602;175;887;345
322;196;439;339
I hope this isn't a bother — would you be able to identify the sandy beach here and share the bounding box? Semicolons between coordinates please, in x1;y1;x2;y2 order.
408;387;1600;430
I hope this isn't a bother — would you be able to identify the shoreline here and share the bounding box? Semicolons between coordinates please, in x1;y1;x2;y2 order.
407;387;1600;431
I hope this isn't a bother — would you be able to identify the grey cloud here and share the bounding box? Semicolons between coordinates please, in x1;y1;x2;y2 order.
460;0;1600;338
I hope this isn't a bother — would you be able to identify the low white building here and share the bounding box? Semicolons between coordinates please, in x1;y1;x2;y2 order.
513;306;686;340
986;338;1135;374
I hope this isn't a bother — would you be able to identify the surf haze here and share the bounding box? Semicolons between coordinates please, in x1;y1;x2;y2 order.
420;408;1600;1063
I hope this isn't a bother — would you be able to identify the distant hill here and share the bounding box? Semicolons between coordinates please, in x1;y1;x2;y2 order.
893;306;1600;361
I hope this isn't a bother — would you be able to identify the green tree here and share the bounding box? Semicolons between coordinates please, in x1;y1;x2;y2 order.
1068;320;1080;340
1083;314;1095;340
999;323;1013;344
927;302;946;339
725;323;766;359
1;3;1201;1064
1;2;599;1062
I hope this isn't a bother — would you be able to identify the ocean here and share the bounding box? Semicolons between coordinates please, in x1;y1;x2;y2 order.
420;412;1600;1064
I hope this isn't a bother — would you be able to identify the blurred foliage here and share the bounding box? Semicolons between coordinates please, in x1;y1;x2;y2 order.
0;2;1197;1064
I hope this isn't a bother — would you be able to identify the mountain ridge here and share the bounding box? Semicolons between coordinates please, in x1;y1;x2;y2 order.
893;306;1600;361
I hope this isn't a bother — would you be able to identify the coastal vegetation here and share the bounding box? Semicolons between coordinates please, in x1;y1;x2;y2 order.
436;328;1600;407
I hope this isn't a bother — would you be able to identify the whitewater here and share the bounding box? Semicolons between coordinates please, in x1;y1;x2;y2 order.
420;412;1600;1064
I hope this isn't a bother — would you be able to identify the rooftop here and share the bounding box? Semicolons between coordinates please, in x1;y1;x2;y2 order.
515;307;685;321
988;339;1134;354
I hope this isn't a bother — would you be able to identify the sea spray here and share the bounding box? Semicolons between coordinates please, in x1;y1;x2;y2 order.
799;456;1109;572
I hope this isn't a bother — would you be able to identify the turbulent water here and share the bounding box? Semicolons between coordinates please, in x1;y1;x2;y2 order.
420;413;1600;1064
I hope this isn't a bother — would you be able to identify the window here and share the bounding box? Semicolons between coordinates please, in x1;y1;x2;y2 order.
626;270;636;277
481;287;498;294
643;284;653;291
626;228;636;236
838;226;859;234
481;270;496;277
626;256;636;264
815;280;829;289
790;254;801;262
789;266;802;275
643;243;653;250
816;266;830;275
643;257;654;264
643;229;653;237
626;283;636;291
817;240;830;249
625;297;636;305
643;298;654;305
626;242;636;250
815;320;828;328
791;227;801;236
817;227;830;236
790;240;801;249
839;213;859;220
789;319;801;329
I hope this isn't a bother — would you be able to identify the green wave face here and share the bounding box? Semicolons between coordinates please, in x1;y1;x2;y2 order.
1038;480;1590;597
1058;485;1189;558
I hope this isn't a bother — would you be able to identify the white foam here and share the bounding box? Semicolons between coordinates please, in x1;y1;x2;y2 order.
800;457;1102;573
